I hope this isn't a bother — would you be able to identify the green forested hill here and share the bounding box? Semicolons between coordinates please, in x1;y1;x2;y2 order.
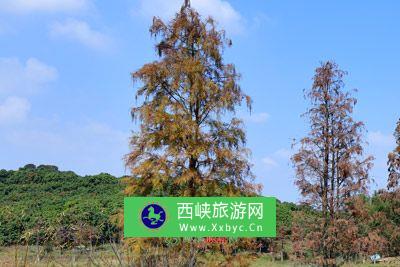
0;164;123;246
0;164;301;248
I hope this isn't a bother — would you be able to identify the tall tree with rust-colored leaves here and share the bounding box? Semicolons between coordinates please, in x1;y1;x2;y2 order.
380;118;400;255
125;3;259;198
291;61;373;266
388;119;400;191
124;3;259;265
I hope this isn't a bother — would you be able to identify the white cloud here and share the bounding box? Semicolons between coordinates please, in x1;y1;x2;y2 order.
251;13;272;29
136;0;244;34
84;122;128;141
368;131;395;148
367;131;395;162
366;130;396;189
0;0;89;14
0;57;58;95
261;148;293;169
245;112;270;124
0;96;31;124
25;58;58;85
1;119;130;176
257;147;297;201
50;19;111;50
262;157;278;168
274;148;292;159
0;23;6;34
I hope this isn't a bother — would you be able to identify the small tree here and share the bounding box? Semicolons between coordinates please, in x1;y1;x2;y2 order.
292;61;373;265
388;119;400;190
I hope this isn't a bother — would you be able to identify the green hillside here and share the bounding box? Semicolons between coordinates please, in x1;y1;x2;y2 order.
0;164;300;248
0;164;123;246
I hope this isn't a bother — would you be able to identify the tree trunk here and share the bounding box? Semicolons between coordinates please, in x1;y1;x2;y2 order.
36;236;40;263
188;238;196;267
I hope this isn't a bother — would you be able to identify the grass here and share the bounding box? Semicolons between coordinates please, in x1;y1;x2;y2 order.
0;246;121;267
1;246;399;267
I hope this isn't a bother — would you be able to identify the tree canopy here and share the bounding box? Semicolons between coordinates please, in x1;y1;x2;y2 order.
388;119;400;190
125;3;259;197
291;61;374;265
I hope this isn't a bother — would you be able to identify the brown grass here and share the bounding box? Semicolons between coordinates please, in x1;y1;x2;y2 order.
1;247;399;267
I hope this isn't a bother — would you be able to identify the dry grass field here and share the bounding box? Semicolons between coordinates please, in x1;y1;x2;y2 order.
1;246;399;267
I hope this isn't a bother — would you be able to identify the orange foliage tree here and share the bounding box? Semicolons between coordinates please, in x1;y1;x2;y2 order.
125;1;259;198
291;61;374;266
123;1;260;266
388;119;400;190
380;118;400;255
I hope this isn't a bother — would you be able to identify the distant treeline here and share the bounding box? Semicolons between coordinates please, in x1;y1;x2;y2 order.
0;164;123;247
0;164;302;250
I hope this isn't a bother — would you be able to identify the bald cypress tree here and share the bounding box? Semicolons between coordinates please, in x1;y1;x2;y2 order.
292;61;373;266
125;2;258;198
124;3;260;265
377;118;400;258
388;119;400;190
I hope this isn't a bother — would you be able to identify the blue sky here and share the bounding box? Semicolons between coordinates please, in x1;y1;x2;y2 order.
0;0;399;202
